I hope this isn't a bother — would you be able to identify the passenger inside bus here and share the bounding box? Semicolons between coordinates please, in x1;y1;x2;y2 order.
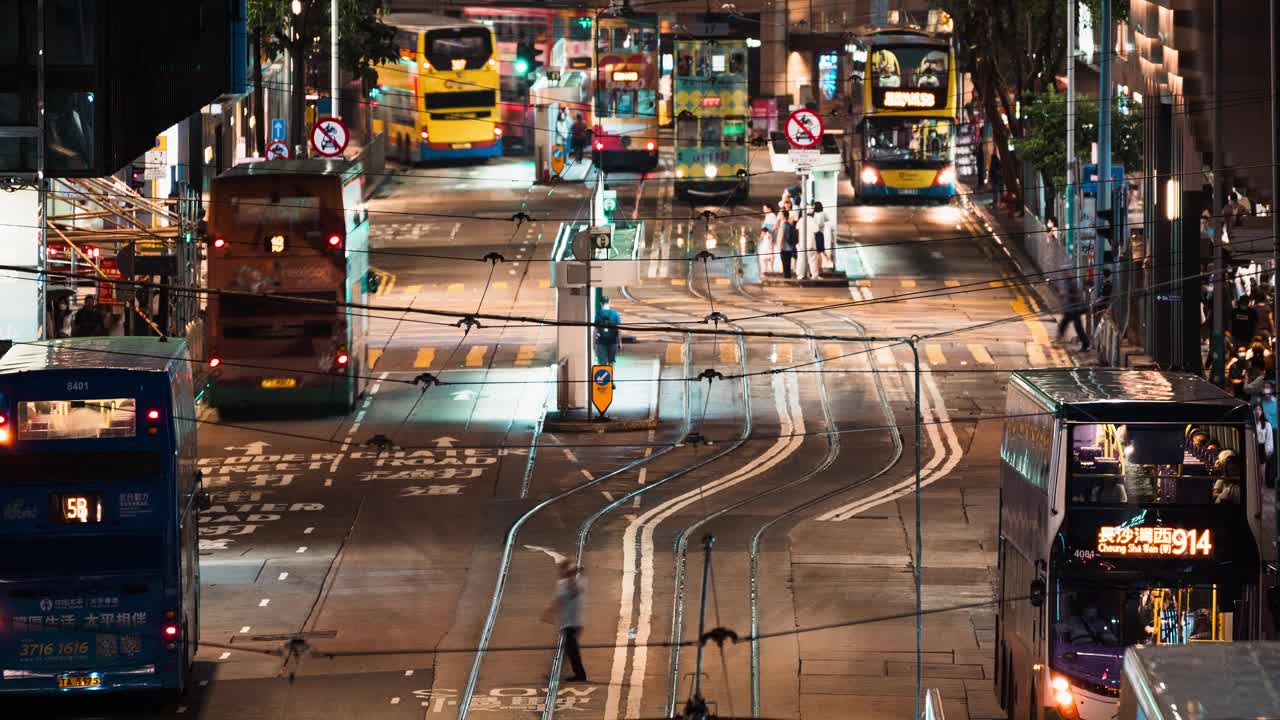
1068;423;1243;505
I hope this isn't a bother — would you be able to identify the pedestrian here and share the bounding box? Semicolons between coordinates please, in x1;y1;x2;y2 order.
1254;403;1276;488
989;152;1003;207
1057;281;1090;352
545;560;588;683
570;113;589;163
595;296;620;365
758;203;777;275
71;295;105;337
808;200;830;277
1232;295;1257;348
777;211;799;279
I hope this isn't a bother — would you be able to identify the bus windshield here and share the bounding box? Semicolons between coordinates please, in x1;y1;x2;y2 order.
1052;583;1231;692
1068;423;1244;506
865;117;952;162
424;28;492;70
870;45;948;89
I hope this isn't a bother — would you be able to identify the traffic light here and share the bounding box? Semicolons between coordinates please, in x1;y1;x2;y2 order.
515;39;543;78
1096;207;1115;253
127;164;146;190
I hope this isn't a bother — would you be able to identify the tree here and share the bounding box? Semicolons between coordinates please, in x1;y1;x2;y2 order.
1018;86;1142;202
247;0;397;152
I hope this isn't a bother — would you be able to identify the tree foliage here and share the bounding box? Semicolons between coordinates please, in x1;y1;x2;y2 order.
1019;86;1143;192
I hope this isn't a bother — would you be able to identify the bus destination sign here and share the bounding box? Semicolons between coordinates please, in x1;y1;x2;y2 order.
882;90;938;109
1096;525;1213;557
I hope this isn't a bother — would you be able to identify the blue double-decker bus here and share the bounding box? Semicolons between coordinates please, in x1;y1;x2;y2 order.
0;337;204;696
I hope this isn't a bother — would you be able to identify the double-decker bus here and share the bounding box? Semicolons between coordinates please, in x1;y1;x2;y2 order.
853;29;957;202
673;38;749;200
376;14;502;163
592;10;659;171
206;159;370;413
0;337;204;696
997;369;1267;720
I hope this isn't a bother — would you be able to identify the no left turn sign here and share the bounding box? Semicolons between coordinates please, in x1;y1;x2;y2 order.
310;116;349;158
785;109;824;149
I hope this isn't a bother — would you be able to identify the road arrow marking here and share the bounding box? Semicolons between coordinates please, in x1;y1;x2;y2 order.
523;545;566;564
434;436;457;448
223;441;270;455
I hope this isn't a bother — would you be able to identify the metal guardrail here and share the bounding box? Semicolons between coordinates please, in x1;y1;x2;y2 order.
921;688;945;720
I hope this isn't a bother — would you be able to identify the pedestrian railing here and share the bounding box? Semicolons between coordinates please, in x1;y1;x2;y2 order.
921;688;946;720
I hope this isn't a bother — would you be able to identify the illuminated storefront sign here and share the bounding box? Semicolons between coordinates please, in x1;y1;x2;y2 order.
882;90;938;108
1096;526;1213;557
612;70;639;83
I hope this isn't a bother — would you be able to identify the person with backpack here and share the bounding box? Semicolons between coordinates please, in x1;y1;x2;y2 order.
595;296;621;364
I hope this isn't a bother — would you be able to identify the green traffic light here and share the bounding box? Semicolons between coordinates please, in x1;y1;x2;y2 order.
515;59;529;74
576;17;592;28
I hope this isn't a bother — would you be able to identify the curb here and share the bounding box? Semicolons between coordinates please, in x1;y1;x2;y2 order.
543;415;660;433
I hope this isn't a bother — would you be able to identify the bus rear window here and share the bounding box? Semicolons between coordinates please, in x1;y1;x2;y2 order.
231;196;321;226
18;399;136;440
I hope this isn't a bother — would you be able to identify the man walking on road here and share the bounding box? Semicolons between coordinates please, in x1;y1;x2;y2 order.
1057;280;1091;353
546;560;588;682
595;296;621;365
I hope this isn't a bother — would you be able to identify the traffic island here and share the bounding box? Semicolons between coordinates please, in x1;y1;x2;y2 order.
760;270;849;287
543;356;661;433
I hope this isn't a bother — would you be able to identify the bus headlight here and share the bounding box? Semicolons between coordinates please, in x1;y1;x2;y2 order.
704;163;719;178
933;165;957;186
860;166;883;186
675;168;685;178
1051;675;1077;715
493;126;504;137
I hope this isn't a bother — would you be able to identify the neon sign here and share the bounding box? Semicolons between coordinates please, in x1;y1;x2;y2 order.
612;70;639;82
882;90;938;109
1096;526;1213;557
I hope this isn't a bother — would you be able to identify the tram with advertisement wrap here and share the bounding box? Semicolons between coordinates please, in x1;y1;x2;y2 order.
205;159;370;413
853;28;957;201
0;337;203;696
592;10;659;171
673;38;750;199
376;14;502;163
996;369;1268;720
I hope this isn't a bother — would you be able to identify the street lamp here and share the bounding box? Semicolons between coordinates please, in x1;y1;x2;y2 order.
291;0;302;15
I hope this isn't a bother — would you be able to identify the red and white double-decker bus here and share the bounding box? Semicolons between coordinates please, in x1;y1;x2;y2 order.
592;11;659;171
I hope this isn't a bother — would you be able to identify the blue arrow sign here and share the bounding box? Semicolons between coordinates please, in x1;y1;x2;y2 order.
593;368;612;386
271;118;285;141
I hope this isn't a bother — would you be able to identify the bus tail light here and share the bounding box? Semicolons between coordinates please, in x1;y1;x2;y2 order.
335;349;350;370
212;237;227;249
933;165;957;186
646;141;655;151
208;357;221;369
419;128;429;141
146;409;161;421
493;126;504;137
326;233;342;248
0;413;8;445
860;165;883;186
163;624;179;638
594;141;604;151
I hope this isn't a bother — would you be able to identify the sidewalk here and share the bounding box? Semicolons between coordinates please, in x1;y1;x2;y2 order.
543;355;660;432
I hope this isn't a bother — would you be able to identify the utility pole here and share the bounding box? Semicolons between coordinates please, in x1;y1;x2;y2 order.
1066;0;1078;294
330;0;339;118
1096;0;1112;349
1270;0;1279;497
1211;0;1226;385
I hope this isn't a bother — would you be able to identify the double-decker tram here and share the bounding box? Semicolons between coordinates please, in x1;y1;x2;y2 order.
377;13;502;162
205;159;370;413
672;38;749;200
997;369;1267;720
592;10;659;171
854;28;957;201
0;338;204;696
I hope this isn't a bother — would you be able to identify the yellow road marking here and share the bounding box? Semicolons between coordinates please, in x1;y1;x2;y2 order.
413;348;436;368
671;278;687;286
1011;298;1051;345
900;279;917;288
944;280;961;287
715;277;731;286
857;279;872;287
538;279;551;289
925;344;947;365
447;283;464;292
404;284;422;295
379;274;396;295
968;343;995;365
665;343;685;364
492;281;509;290
719;343;739;364
774;343;794;364
822;343;843;361
515;345;536;366
1027;342;1047;366
368;348;384;369
989;280;1005;289
465;346;488;367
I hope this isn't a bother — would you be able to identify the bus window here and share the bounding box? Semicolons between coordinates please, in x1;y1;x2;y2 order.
424;27;493;71
642;29;657;52
394;29;419;59
231;196;321;226
1067;424;1244;506
636;90;656;119
595;89;613;118
729;50;745;75
615;90;635;117
677;114;698;144
723;117;747;145
700;117;721;146
18;398;137;440
864;117;952;162
676;51;692;77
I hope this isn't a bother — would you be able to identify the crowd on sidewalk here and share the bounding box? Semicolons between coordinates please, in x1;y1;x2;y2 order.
754;187;833;280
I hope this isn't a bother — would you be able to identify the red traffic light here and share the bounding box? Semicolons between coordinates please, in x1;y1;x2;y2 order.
212;237;226;249
336;352;350;366
208;357;221;368
327;234;342;248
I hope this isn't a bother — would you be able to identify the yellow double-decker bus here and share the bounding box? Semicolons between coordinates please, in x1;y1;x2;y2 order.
854;29;957;202
376;14;503;163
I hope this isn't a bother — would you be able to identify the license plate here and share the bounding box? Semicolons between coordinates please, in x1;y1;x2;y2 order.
451;143;472;149
260;377;298;389
58;674;101;689
899;188;920;195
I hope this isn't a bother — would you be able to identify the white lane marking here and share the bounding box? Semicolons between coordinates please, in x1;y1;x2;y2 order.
390;696;401;705
304;527;315;534
581;469;594;480
524;545;567;564
219;652;231;660
324;478;333;487
296;546;308;553
277;572;289;581
607;373;804;720
259;599;270;607
329;371;390;474
632;496;641;508
602;491;615;502
849;286;865;302
817;363;962;521
405;669;414;676
449;222;461;242
862;287;875;300
239;626;251;634
637;468;648;485
564;449;579;463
